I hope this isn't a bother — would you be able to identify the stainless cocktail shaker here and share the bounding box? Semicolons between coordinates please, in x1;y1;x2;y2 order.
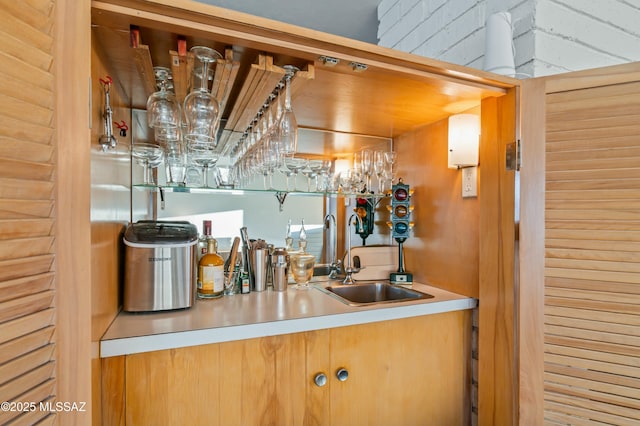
271;247;289;291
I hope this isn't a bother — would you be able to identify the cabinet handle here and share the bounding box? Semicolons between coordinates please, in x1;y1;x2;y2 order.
314;372;327;387
336;368;349;382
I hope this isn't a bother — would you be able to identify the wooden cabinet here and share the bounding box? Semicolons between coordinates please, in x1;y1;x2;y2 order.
104;311;471;425
91;0;510;424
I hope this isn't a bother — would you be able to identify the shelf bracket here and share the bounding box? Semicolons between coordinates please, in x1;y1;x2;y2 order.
275;191;288;212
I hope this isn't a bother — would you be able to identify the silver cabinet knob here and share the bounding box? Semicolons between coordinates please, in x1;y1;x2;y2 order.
336;368;349;382
314;372;327;387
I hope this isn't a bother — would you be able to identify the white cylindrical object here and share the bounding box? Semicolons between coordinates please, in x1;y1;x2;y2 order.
484;12;515;77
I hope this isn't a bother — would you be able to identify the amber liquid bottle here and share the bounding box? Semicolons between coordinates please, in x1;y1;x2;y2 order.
197;220;212;262
197;238;225;299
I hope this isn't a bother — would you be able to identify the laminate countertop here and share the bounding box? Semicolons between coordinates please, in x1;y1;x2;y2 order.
100;280;477;357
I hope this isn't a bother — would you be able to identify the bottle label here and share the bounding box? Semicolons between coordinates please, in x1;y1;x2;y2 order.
201;265;224;293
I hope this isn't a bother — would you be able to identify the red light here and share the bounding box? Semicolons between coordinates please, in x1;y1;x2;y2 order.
394;188;408;201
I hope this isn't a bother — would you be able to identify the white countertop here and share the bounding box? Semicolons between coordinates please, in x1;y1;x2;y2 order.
100;281;477;357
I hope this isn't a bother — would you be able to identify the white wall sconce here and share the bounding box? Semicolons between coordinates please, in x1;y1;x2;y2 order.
448;113;480;198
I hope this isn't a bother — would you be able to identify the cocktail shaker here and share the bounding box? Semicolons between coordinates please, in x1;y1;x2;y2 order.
252;247;268;292
271;247;289;291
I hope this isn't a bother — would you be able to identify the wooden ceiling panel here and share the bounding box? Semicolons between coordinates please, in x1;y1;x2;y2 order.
91;1;515;140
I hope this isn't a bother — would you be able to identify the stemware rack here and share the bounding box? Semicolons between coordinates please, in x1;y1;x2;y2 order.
129;28;314;159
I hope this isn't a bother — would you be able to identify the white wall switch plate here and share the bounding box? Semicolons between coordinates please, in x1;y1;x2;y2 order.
462;166;478;198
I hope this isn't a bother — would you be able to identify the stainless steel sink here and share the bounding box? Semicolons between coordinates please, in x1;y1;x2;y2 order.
318;282;433;306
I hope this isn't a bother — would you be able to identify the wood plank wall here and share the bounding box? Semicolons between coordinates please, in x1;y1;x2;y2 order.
543;78;640;424
396;115;480;298
90;28;132;425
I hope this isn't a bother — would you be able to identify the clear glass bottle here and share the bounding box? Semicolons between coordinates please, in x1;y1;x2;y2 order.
197;238;225;299
298;218;308;252
285;219;294;252
197;220;212;262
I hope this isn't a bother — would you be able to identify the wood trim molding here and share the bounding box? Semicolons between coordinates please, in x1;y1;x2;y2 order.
478;88;517;425
518;78;546;425
54;0;92;423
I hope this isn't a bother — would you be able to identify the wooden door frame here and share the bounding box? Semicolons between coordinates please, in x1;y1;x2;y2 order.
54;0;92;423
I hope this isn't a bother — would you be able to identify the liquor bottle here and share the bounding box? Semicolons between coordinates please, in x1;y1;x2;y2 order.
197;220;212;262
197;237;225;299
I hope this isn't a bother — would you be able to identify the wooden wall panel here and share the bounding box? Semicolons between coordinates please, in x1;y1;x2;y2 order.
90;32;132;426
543;77;640;424
55;0;93;422
518;77;547;426
478;89;517;426
395;117;479;298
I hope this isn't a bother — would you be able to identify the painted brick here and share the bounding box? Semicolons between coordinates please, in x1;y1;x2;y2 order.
440;30;485;66
556;0;640;37
378;2;402;38
400;0;422;16
426;0;448;15
532;58;572;76
377;0;639;77
537;0;640;61
382;1;425;47
378;0;400;20
535;30;626;73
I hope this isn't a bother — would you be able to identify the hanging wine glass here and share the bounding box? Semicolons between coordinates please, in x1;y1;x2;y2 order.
146;67;182;131
360;149;373;192
187;141;219;188
183;46;222;146
277;65;299;155
383;151;397;191
373;150;386;193
131;143;164;186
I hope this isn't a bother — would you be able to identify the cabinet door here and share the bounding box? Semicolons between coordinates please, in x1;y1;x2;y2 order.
329;311;472;426
125;344;224;425
124;331;329;426
219;331;327;425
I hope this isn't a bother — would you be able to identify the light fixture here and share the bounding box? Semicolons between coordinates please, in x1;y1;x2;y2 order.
448;113;480;198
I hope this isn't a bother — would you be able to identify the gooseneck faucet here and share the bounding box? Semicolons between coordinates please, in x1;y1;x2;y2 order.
343;213;364;284
324;214;341;279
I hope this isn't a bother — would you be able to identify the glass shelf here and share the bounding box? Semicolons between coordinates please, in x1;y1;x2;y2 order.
133;183;389;199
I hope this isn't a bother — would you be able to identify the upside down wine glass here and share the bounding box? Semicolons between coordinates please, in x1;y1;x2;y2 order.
146;67;182;131
183;46;222;145
277;65;299;155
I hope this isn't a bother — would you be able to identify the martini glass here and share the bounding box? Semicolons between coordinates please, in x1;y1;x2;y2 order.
284;157;307;191
131;143;164;186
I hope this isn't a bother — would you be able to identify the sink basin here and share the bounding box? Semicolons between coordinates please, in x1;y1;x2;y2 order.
319;282;433;306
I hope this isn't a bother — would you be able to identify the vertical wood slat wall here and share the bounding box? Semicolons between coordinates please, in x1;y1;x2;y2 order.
0;1;57;425
544;80;640;424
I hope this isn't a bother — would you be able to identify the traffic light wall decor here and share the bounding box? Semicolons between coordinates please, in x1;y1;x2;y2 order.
387;178;414;283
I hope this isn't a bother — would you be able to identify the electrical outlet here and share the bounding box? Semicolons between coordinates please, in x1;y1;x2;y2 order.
462;166;478;198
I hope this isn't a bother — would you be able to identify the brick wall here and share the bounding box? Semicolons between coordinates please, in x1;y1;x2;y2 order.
378;0;640;77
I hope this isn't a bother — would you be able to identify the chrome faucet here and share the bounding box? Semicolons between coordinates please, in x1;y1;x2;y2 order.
343;213;364;284
324;214;342;279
